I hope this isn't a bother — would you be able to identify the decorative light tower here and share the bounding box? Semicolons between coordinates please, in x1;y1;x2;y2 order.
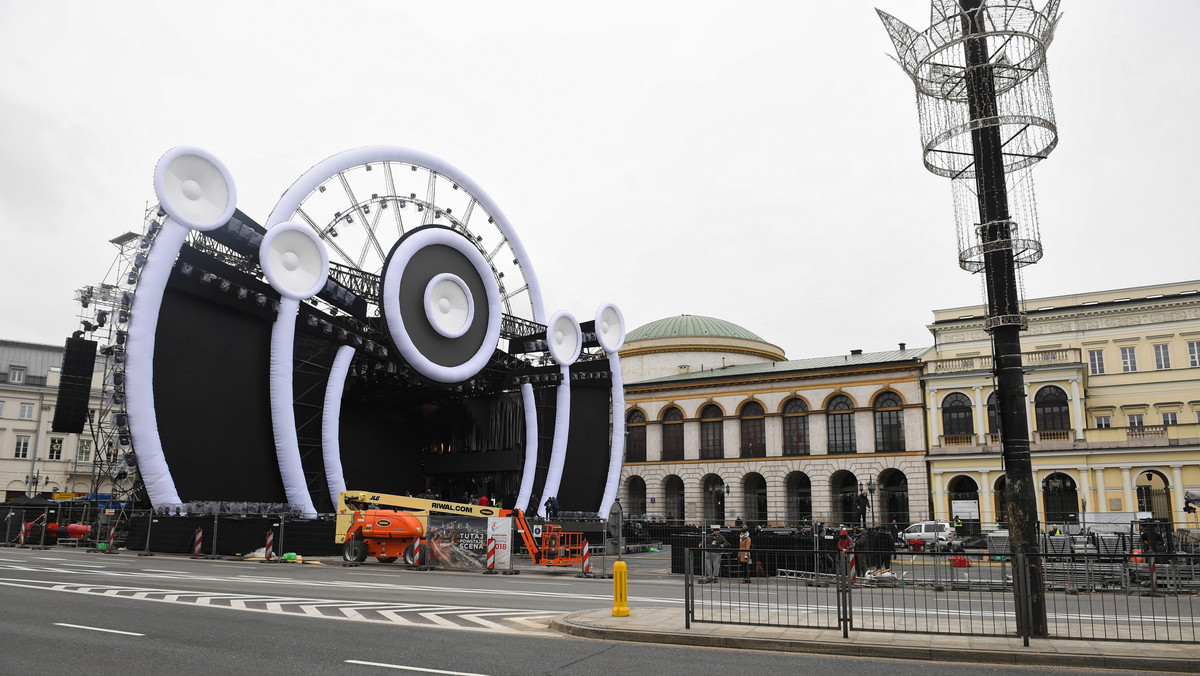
878;0;1062;638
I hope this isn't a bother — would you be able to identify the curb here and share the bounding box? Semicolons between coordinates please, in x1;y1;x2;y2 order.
550;614;1200;673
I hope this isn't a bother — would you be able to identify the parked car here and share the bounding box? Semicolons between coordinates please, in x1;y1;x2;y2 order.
902;520;964;552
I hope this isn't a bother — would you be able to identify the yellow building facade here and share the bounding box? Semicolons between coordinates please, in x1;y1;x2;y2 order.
924;280;1200;530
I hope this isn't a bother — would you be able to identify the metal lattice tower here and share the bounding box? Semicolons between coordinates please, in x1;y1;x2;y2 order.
72;209;163;509
878;0;1062;638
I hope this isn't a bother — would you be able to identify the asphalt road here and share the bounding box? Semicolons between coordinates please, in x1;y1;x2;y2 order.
0;547;1130;675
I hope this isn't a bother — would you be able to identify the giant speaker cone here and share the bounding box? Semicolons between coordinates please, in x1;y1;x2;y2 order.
153;147;237;231
380;226;501;383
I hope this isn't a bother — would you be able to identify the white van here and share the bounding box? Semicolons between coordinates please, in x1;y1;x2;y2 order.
902;521;963;552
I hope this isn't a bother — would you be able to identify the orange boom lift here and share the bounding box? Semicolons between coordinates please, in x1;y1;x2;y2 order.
336;491;587;567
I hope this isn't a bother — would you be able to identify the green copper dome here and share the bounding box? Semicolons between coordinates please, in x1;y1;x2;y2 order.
626;315;766;343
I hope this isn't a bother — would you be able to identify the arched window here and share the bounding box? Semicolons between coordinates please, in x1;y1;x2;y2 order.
625;476;647;517
1035;385;1070;441
782;398;809;456
661;407;684;461
826;395;856;454
699;404;724;459
873;391;905;452
941;392;974;445
739;401;765;458
625;410;646;462
986;391;999;441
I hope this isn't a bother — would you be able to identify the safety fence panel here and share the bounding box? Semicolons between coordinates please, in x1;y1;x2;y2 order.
1037;551;1200;643
686;548;1200;643
686;548;843;631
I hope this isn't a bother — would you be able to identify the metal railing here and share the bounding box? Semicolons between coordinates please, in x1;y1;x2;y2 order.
685;547;1200;643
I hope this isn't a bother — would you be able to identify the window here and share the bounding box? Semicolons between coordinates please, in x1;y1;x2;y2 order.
1189;341;1200;368
1034;386;1070;439
625;410;646;462
739;401;765;458
873;391;905;452
826;395;856;454
87;409;96;425
1120;346;1138;373
1128;413;1144;428
986;391;999;436
1154;344;1172;370
1088;350;1105;375
77;439;93;463
661;407;684;461
699;404;724;459
781;398;809;456
941;392;974;443
0;401;4;417
14;435;30;459
8;366;25;384
19;402;34;420
1163;412;1178;426
1095;416;1111;429
48;437;63;461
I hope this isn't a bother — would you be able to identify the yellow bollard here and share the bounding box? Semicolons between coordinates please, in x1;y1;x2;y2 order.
612;560;630;617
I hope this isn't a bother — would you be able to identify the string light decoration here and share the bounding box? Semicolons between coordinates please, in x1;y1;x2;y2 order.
878;0;1063;638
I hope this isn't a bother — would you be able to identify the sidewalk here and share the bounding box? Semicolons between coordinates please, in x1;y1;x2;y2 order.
552;606;1200;673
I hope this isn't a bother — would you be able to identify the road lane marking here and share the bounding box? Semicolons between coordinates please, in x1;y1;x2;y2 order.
345;660;488;675
54;622;144;637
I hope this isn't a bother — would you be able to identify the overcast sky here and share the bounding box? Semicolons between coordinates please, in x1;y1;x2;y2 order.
2;1;1197;360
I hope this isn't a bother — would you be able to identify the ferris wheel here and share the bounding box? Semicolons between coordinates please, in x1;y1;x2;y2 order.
266;147;545;329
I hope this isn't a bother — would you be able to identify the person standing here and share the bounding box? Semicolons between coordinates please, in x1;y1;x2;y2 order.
701;525;729;582
855;491;870;527
738;527;753;583
478;494;489;507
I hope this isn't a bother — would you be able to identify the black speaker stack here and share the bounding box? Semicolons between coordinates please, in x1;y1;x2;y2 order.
51;337;97;434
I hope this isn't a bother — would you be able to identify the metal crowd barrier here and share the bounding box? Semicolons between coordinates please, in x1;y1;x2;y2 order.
685;547;1200;643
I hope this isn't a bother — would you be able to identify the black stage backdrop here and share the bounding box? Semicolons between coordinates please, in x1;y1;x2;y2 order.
148;276;616;514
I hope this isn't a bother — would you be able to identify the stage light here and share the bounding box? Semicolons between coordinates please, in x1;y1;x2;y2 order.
117;309;129;324
219;279;231;292
80;320;97;333
127;272;138;284
318;185;326;192
200;272;216;284
255;293;267;307
236;287;248;299
364;164;372;171
362;205;370;214
115;329;126;345
180;262;194;276
306;315;319;327
147;220;161;236
399;200;406;209
133;253;147;268
96;310;108;327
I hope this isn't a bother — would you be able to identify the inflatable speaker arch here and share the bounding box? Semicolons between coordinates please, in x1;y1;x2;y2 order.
120;146;625;517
